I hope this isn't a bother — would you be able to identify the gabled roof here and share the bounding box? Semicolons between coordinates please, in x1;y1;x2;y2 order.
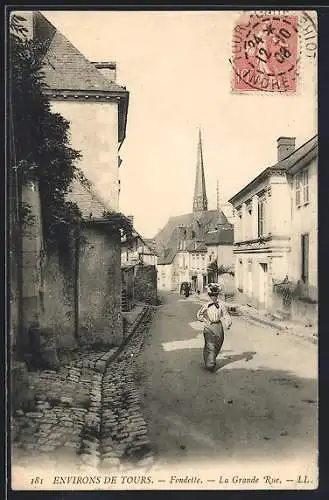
144;239;158;256
32;12;129;143
157;247;177;265
34;12;126;93
228;135;318;205
154;209;229;251
68;177;109;219
188;242;207;253
205;226;234;245
155;209;231;265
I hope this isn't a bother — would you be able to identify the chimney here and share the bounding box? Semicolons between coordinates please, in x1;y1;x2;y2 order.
277;137;296;161
91;61;116;83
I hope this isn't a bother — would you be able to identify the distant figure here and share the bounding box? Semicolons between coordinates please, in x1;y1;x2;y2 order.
197;289;200;296
197;283;232;372
180;282;190;297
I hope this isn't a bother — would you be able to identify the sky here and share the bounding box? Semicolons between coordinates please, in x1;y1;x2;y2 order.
41;10;317;238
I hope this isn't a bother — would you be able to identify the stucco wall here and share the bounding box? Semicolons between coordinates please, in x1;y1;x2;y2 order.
234;252;275;309
207;244;234;269
50;100;119;211
157;264;172;289
78;226;122;346
269;175;291;236
289;157;317;295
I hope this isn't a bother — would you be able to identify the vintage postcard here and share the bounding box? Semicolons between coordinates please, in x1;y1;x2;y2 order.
8;8;318;492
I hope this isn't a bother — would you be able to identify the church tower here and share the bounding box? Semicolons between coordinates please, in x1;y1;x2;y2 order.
193;128;208;213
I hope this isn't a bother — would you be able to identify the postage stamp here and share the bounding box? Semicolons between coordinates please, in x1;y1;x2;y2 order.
231;12;316;93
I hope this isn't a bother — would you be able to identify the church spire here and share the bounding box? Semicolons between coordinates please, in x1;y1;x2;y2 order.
193;128;208;213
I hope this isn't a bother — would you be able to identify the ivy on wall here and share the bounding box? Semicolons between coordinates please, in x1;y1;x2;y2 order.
102;211;134;239
9;14;83;258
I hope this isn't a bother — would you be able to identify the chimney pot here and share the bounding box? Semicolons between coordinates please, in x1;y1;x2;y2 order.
277;136;296;161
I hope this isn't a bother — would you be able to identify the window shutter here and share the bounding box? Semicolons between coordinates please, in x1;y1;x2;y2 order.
303;170;309;204
296;173;301;207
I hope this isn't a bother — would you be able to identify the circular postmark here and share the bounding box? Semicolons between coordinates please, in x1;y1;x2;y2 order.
231;11;317;93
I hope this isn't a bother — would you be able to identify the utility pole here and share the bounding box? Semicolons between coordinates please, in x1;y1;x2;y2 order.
216;179;220;211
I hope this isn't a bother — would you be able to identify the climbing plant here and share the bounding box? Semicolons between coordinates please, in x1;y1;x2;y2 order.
9;14;83;255
101;210;134;239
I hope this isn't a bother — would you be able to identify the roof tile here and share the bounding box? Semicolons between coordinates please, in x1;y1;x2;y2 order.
36;13;126;92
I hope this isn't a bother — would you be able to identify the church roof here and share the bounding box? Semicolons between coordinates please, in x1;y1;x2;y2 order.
193;129;208;212
155;210;230;265
205;226;234;245
154;210;229;251
155;130;231;266
157;247;177;265
188;241;208;253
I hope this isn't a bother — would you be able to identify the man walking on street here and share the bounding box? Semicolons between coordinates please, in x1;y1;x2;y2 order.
197;283;232;372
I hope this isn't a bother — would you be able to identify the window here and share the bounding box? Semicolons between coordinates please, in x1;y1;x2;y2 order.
302;169;309;204
237;209;242;240
247;203;252;239
296;169;309;207
258;198;266;237
238;259;243;292
296;174;301;207
301;233;309;284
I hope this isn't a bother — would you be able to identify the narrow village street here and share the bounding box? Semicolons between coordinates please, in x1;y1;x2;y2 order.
9;9;319;495
11;292;318;489
137;292;317;471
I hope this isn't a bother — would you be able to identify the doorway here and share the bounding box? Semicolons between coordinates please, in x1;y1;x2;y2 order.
259;263;268;309
203;275;207;292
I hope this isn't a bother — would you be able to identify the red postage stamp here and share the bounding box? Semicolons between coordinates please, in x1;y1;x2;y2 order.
231;13;298;93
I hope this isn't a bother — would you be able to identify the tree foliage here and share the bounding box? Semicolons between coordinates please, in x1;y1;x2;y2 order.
9;14;82;252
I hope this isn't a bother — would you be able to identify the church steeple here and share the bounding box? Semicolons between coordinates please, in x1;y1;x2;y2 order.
193;128;208;213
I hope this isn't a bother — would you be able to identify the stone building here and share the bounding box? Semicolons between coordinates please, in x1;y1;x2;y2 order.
121;223;158;267
229;135;318;322
11;11;130;357
121;222;158;312
156;129;233;292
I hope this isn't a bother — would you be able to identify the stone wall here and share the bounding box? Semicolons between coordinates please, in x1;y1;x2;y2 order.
134;264;158;305
42;250;77;349
10;235;20;356
271;289;317;326
121;266;135;312
12;183;123;358
78;224;123;346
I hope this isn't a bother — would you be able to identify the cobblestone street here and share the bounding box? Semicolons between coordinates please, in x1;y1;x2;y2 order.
11;292;318;490
12;305;156;479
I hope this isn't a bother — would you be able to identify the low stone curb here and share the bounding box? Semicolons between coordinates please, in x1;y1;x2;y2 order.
12;305;153;472
78;304;153;471
243;313;287;331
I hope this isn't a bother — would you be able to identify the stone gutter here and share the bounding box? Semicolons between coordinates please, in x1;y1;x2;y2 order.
78;303;152;471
